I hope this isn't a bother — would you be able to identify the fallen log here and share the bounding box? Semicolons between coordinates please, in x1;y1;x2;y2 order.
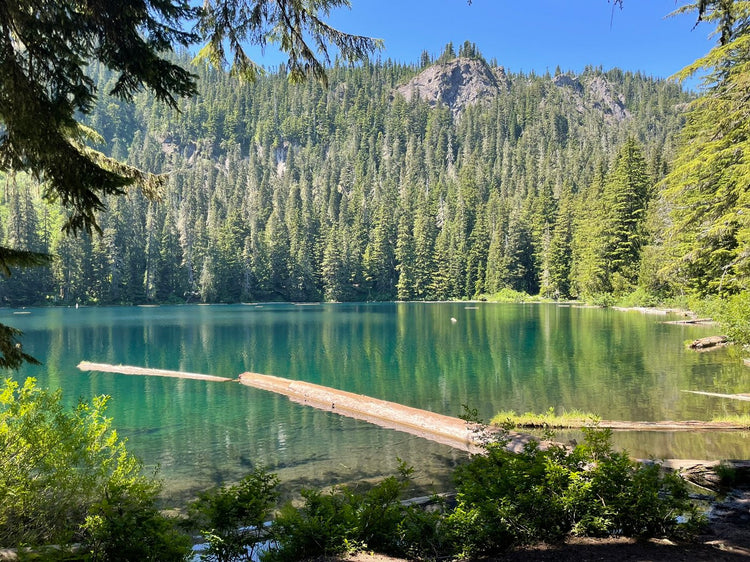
509;418;750;431
682;390;750;403
76;361;235;383
664;318;714;325
237;371;527;454
689;335;729;350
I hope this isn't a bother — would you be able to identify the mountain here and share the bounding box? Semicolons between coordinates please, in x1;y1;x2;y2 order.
394;58;509;116
0;52;692;305
394;58;630;124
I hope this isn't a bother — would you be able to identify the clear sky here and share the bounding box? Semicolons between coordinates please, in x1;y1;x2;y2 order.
327;1;715;80
250;1;718;88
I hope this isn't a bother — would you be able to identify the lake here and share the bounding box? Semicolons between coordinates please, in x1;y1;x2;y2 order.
5;302;749;501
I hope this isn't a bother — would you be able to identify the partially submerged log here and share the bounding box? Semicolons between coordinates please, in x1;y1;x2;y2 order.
682;390;750;403
510;418;750;430
658;460;750;492
664;318;714;325
77;361;235;382
689;335;729;350
237;371;536;454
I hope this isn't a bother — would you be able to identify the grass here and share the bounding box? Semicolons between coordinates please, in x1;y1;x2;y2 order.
490;407;600;429
710;413;750;427
491;408;750;430
479;288;541;303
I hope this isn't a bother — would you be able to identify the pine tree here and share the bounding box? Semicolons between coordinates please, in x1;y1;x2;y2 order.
661;1;750;295
395;213;416;300
544;183;574;298
603;137;651;294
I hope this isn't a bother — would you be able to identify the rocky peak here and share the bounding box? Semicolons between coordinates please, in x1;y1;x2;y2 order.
553;72;631;123
552;73;583;94
586;76;630;122
395;58;507;117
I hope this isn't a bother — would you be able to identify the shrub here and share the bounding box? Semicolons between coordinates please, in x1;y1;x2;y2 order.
447;427;701;557
0;377;190;560
265;463;429;561
693;292;750;345
188;469;280;562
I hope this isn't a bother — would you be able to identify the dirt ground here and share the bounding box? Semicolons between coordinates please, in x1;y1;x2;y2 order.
335;535;749;561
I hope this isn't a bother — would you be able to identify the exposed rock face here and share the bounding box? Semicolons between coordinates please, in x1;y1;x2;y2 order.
552;73;584;94
586;76;631;121
552;73;631;123
395;58;508;117
397;59;631;123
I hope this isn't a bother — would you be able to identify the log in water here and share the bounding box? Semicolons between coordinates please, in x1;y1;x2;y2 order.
236;371;523;454
77;361;235;382
77;362;748;457
76;361;538;453
682;389;750;402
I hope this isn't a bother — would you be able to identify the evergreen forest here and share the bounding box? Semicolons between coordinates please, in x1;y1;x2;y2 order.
0;47;709;306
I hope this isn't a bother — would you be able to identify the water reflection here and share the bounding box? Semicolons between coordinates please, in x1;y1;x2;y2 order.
3;303;749;500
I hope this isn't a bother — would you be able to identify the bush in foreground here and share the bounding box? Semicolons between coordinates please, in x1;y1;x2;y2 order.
188;468;279;562
0;377;190;560
448;427;701;558
259;428;702;561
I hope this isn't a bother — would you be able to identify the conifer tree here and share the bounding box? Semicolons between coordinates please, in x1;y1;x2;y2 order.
603;137;651;293
661;0;750;295
544;183;574;299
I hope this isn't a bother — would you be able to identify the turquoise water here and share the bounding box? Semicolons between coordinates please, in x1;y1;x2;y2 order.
5;302;749;501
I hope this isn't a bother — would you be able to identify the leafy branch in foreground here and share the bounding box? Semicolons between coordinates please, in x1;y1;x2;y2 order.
197;0;382;85
0;243;52;368
0;377;190;559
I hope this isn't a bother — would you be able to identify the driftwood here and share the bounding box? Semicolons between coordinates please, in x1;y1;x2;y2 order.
77;361;235;382
664;318;714;325
668;460;750;492
78;362;749;467
689;335;729;350
682;390;750;402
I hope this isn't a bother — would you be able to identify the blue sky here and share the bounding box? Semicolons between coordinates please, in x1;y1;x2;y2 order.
251;1;718;86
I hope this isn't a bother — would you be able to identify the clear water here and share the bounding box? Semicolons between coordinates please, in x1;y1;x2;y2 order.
5;302;749;502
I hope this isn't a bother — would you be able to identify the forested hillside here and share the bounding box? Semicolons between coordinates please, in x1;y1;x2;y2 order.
0;46;692;305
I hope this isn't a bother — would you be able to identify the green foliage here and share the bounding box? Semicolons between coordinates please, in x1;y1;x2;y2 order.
0;0;198;236
0;324;40;369
0;377;190;559
267;464;423;561
481;288;536;303
188;469;280;562
660;1;750;296
613;287;662;308
490;407;599;429
587;292;617;307
198;0;381;84
690;292;750;345
83;482;191;562
446;428;701;557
